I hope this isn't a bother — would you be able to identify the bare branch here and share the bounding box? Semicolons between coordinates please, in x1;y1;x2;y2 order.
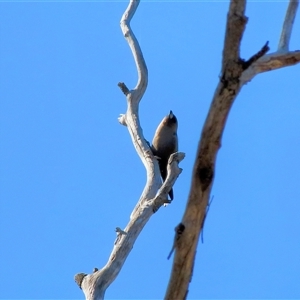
117;82;130;96
76;153;184;299
240;50;300;85
278;0;299;52
117;114;127;126
75;2;184;299
222;0;247;73
165;78;243;299
242;41;270;70
241;0;300;85
152;152;185;212
76;0;299;298
165;4;248;299
165;0;297;298
115;227;127;235
120;0;148;98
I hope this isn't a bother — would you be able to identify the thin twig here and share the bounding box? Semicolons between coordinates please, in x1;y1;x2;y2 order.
200;195;214;244
117;82;130;95
242;41;270;70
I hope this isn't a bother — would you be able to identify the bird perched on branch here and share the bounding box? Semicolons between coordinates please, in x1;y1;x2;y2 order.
151;110;178;200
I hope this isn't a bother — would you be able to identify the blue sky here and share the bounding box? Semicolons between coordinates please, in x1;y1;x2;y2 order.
1;1;300;299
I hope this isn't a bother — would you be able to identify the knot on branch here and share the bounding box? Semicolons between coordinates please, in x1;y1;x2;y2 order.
74;273;87;289
197;163;214;192
114;227;128;245
118;114;127;126
115;227;127;236
230;12;248;29
220;59;244;94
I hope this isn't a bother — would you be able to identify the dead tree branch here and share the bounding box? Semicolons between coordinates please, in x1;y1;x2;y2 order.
241;41;270;70
75;1;184;299
241;0;299;85
278;0;299;52
165;0;299;299
240;50;300;84
165;2;248;298
222;0;247;73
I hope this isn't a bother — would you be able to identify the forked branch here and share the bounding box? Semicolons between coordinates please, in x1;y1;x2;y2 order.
241;0;299;85
165;0;299;299
240;50;300;84
75;1;184;299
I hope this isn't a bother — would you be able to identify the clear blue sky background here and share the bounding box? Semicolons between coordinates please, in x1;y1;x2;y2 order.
1;1;300;299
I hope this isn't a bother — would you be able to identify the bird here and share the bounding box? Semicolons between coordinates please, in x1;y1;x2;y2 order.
151;110;178;200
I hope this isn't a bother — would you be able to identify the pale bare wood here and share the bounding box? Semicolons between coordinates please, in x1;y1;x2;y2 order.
240;50;300;85
75;1;184;299
278;0;299;52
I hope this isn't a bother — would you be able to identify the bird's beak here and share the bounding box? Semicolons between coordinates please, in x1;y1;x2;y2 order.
169;110;174;119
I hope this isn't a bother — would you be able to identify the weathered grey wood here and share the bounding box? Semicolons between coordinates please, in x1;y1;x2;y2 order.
240;50;300;85
278;0;299;52
75;1;184;299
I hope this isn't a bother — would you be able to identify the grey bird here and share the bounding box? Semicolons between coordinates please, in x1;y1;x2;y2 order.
151;110;178;200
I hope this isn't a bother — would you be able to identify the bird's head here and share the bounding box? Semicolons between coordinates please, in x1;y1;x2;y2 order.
166;110;178;129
